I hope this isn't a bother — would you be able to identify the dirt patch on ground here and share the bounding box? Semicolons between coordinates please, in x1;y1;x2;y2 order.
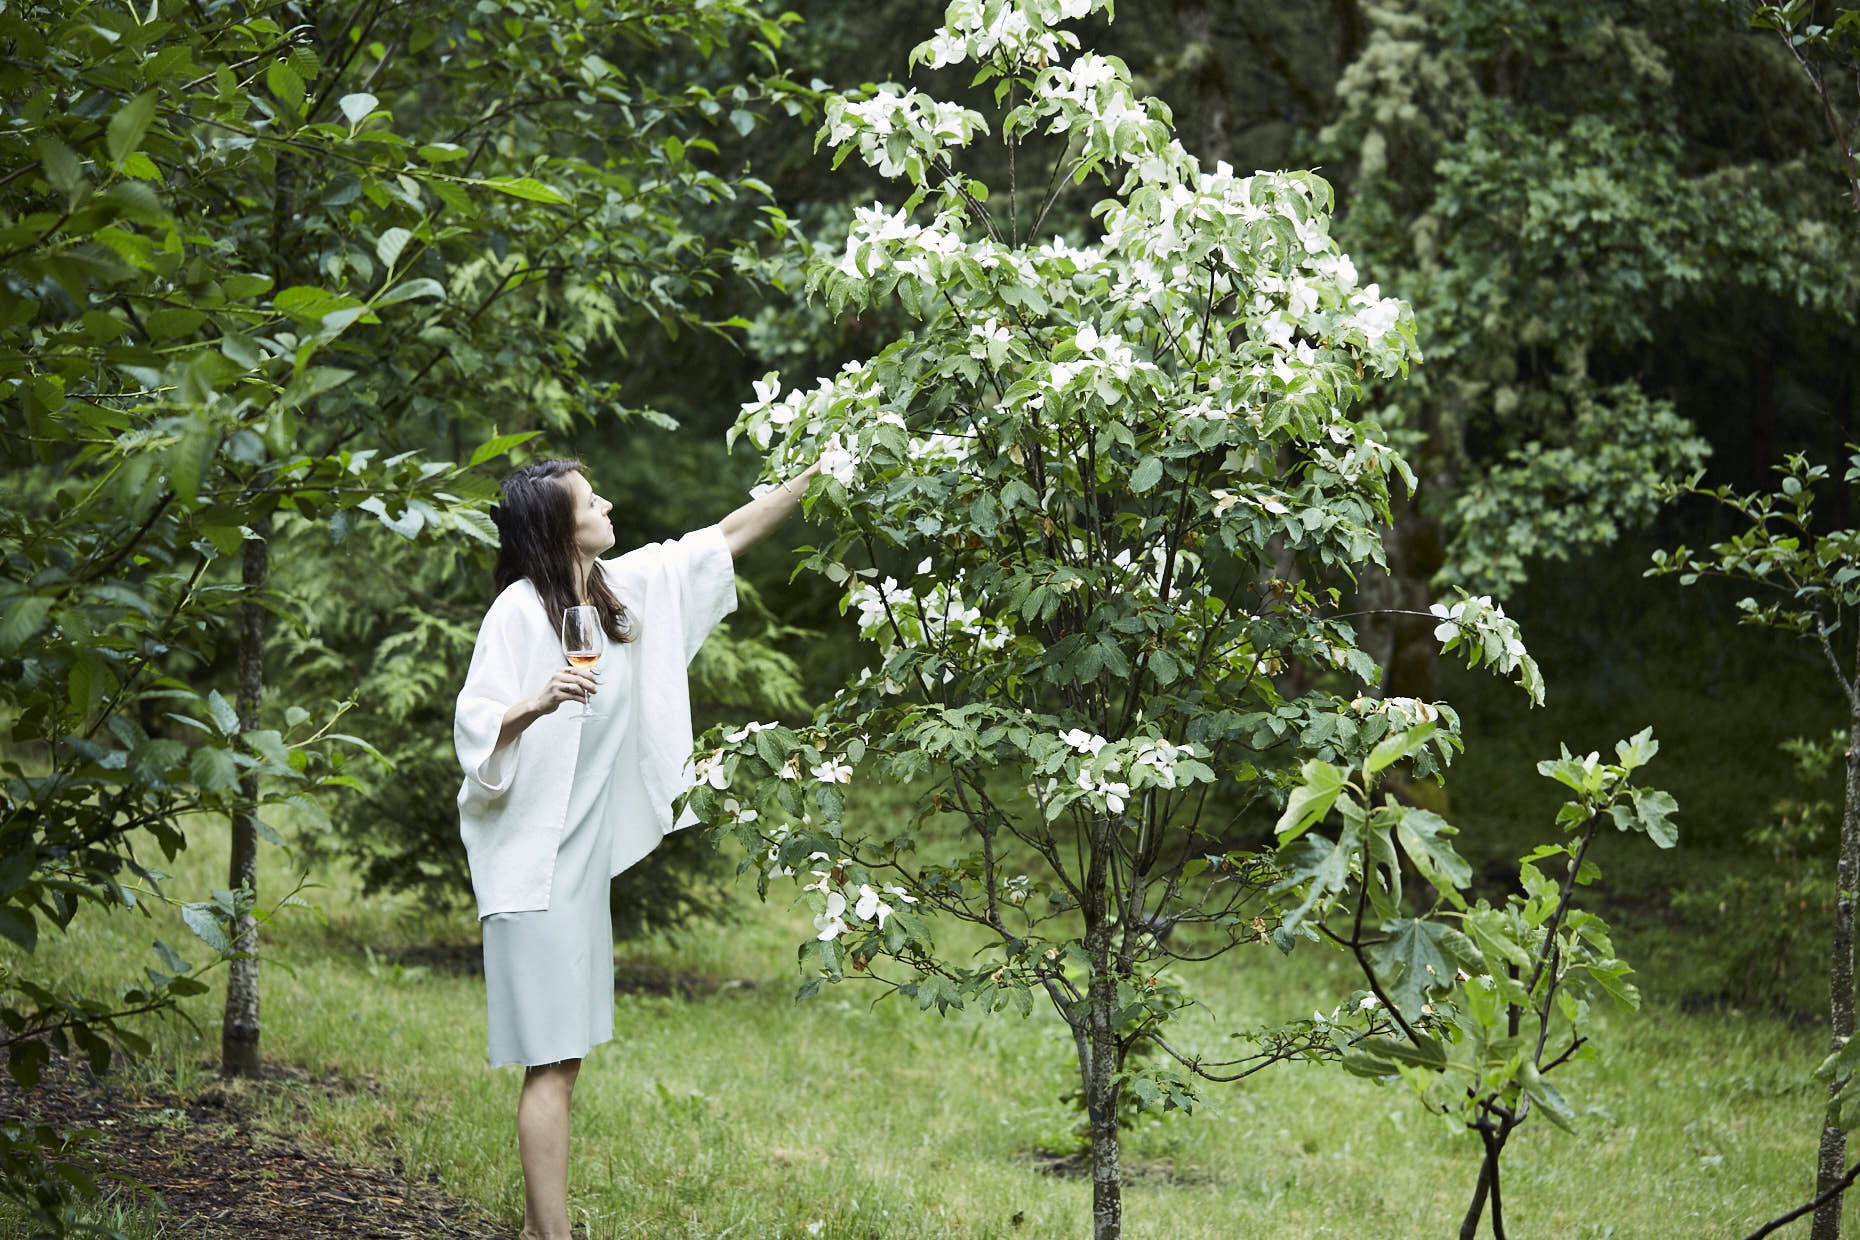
385;942;756;999
0;1050;504;1239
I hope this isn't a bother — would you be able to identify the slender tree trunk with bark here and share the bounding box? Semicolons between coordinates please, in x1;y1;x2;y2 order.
1074;811;1123;1240
1085;925;1122;1240
1813;664;1860;1240
221;521;268;1077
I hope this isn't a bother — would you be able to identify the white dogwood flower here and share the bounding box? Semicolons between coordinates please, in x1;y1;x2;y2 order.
815;890;849;940
854;884;896;927
726;721;775;743
693;751;729;790
812;758;854;784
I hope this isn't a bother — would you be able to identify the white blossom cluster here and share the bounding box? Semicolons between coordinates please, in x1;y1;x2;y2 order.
1035;728;1205;818
1090;160;1417;381
1301;416;1414;489
835;205;973;284
1031;51;1126;115
731;361;890;492
1431;594;1545;705
692;722;857;802
1346;695;1444;728
844;571;1013;655
1042;322;1158;394
906;430;973;470
911;0;1109;70
1021;55;1170;179
820;87;988;180
803;852;919;940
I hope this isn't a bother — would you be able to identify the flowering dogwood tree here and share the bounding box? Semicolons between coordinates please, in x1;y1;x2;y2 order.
682;2;1549;1235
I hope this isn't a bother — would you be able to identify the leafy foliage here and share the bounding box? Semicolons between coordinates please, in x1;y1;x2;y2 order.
1;0;812;1228
1274;728;1674;1236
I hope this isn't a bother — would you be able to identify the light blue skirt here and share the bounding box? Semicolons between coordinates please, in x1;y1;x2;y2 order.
480;660;631;1068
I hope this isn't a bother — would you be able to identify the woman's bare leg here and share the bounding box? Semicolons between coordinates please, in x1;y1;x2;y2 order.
517;1058;581;1240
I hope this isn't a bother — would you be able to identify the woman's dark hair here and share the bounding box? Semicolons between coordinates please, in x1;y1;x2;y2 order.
489;459;637;643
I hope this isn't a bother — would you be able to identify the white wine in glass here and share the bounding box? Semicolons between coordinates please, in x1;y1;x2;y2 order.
561;605;605;718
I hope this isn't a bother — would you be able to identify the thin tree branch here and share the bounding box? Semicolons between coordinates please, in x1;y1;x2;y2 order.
1743;1158;1860;1240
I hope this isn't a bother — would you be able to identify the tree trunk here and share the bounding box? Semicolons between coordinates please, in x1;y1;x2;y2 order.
1812;687;1860;1240
221;521;268;1077
1458;1147;1494;1240
1075;808;1123;1240
1085;927;1122;1240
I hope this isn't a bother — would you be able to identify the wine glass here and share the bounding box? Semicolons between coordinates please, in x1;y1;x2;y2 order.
561;605;605;719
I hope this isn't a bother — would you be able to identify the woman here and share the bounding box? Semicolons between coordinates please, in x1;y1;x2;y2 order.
453;457;812;1240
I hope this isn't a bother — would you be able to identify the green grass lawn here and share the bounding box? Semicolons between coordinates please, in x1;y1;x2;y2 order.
2;795;1840;1240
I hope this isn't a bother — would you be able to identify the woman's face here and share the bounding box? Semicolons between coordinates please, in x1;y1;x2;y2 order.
559;470;615;560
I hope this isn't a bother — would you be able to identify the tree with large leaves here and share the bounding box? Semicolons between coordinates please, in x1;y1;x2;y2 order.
1;0;804;1227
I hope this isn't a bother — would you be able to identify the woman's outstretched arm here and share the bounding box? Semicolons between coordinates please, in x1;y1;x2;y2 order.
720;464;818;559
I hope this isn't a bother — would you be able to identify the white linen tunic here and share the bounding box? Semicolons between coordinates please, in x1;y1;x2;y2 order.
453;527;736;1066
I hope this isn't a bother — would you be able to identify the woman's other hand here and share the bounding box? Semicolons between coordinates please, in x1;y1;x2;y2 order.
532;667;598;714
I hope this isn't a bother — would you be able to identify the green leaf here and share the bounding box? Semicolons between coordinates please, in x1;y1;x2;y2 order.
478;176;569;205
1356;1033;1447;1069
205;689;240;736
339;93;379;126
8;1040;48;1089
1613;728;1659;771
274;285;367;325
1339;1047;1400;1079
181;901;231;953
107;92;159;164
267;59;306;116
469;431;540;468
375;227;412;269
1366;723;1437;776
0;596;54;655
1273;827;1356;934
451;507;499;545
1275;759;1346;842
287;42;321;81
0;907;38;954
1131;456;1163;494
1390;805;1473;899
190;746;241;795
1461;908;1529;975
375;277;445;307
153;940;189;974
36;135;84;198
1519;1062;1577;1132
167;414;215;502
1632;789;1679;848
1368;918;1480;1018
244;729;292;772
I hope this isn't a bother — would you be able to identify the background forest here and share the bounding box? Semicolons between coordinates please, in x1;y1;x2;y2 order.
2;0;1859;1237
